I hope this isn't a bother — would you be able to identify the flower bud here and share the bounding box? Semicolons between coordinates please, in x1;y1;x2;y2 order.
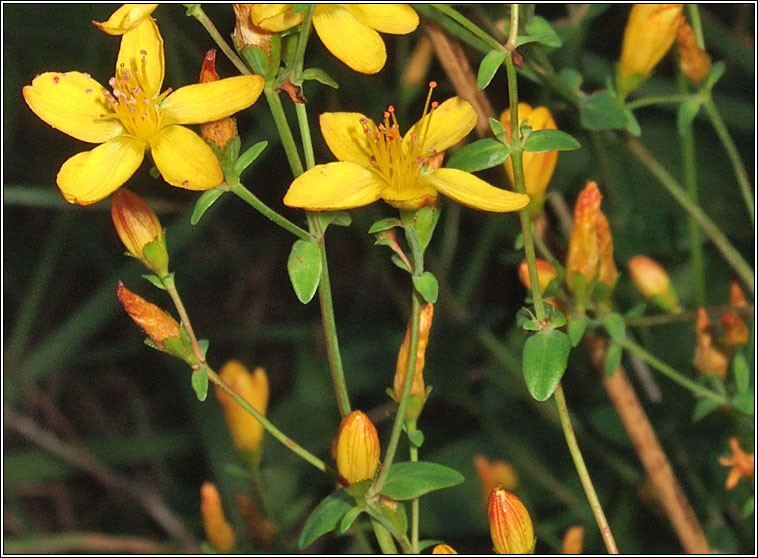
216;361;269;460
335;410;380;487
560;526;584;555
117;282;180;351
565;181;618;303
518;259;557;294
500;103;558;218
693;308;729;380
198;50;238;154
432;544;458;554
720;282;750;347
474;454;518;506
393;303;434;420
676;19;711;84
111;189;169;277
617;5;684;98
628;255;681;312
487;485;535;554
200;482;236;552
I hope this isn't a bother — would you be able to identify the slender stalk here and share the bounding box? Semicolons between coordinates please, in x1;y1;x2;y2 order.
619;338;734;409
369;519;399;554
554;384;619;554
295;103;316;169
230;182;311;241
687;4;705;48
624;94;691;110
626;137;754;293
703;96;754;225
263;89;304;177
186;5;250;75
430;4;504;51
163;277;206;364
407;419;420;552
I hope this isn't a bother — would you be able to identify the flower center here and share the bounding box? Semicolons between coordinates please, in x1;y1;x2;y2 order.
102;50;170;141
361;82;439;193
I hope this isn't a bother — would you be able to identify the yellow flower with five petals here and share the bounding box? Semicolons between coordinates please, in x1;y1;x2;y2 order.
23;7;264;205
250;4;419;74
284;85;530;212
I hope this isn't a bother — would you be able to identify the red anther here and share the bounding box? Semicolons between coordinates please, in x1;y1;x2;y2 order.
431;101;439;108
387;105;395;113
383;111;390;119
140;49;148;56
429;80;437;88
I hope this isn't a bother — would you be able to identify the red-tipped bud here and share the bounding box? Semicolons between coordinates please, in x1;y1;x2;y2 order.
117;282;180;352
111;189;169;277
198;50;238;153
518;259;557;294
628;255;681;312
335;411;380;486
487;485;535;554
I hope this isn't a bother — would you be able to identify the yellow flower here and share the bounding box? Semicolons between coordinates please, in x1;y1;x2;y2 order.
284;86;530;212
432;544;458;554
216;361;269;458
22;9;264;205
92;4;159;35
500;103;558;218
250;4;419;74
617;4;684;98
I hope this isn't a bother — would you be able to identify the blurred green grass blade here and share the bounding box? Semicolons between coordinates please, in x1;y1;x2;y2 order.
700;10;754;78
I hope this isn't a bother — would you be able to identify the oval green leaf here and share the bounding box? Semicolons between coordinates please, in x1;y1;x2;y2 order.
580;89;627;131
287;240;322;304
380;461;464;500
298;490;354;549
522;329;571;401
368;217;403;234
191;367;209;401
191;188;226;225
523;129;580;153
412;272;439;303
567;316;587;347
602;312;626;343
301;67;339;89
604;342;623;378
234;140;268;176
477;50;506;91
446;138;510;172
524;15;562;48
339;506;364;534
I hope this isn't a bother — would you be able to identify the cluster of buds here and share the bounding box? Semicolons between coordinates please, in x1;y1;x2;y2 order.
111;189;169;278
215;360;270;463
200;482;236;552
500;103;559;219
487;485;535;554
627;255;681;312
335;410;381;487
393;303;434;420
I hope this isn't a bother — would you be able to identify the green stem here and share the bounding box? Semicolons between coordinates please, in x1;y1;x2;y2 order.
163;276;206;365
702;95;755;225
186;5;250;75
292;5;315;79
687;4;705;48
554;384;619;554
230;182;311;241
624;94;691;110
677;75;706;306
619;338;734;410
295;103;316;169
369;519;399;554
430;4;504;51
263;89;304;177
407;419;420;553
626;137;754;294
368;510;412;553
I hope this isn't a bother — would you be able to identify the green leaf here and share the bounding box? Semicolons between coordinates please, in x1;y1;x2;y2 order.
191;188;226;225
298;490;354;549
141;273;166;290
380;461;464;500
559;68;583;92
287;240;322;304
602;313;626;343
521;319;541;332
580;89;628;131
692;398;722;422
407;429;424;448
548;308;567;329
241;45;270;76
412;272;439;303
732;392;754;415
446;138;510;172
624;108;641;137
368;217;403;234
301;67;339;89
191;367;209;401
733;352;750;394
603;342;623;377
163;336;192;360
381;498;407;536
391;254;411;273
677;97;701;134
522;329;571;401
703;60;725;91
477;50;506;90
567;317;587;347
523;15;562;47
339;507;364;534
234;140;268;176
488;117;507;142
523;129;580;153
742;497;754;519
197;339;209;358
412;205;442;254
319;211;352;229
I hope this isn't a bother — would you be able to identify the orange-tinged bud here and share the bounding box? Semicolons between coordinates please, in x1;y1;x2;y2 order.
198;50;238;154
693;308;729;380
432;544;459;554
216;361;269;458
729;281;748;309
394;303;434;419
500;103;559;218
518;259;557;294
565;181;617;301
720;281;750;347
560;526;584;555
335;410;380;486
676;19;711;84
234;4;273;52
487;485;535;554
237;494;278;547
718;437;754;490
628;255;681;312
111;189;168;277
200;482;236;552
117;282;180;351
617;5;684;98
474;454;518;506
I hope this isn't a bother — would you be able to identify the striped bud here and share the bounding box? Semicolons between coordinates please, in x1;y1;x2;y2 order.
335;410;380;486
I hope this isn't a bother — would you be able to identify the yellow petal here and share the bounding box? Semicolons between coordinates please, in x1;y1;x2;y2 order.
284;162;384;210
57;136;145;205
23;72;124;143
116;17;164;97
405;97;477;156
344;4;419;34
319;112;373;165
250;4;304;32
380;180;438;210
160;76;264;127
313;5;386;74
93;4;158;35
422;168;530;212
149;125;223;190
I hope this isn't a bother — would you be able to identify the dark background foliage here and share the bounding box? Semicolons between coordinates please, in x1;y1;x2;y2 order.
4;4;754;554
